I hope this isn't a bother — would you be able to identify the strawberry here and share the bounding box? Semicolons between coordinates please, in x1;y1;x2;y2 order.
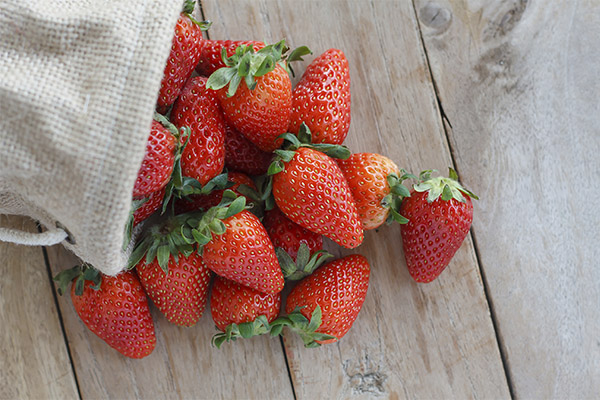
128;213;212;326
171;76;226;186
224;124;272;176
196;39;265;77
268;126;363;249
132;120;175;198
54;265;156;359
184;193;284;294
136;253;211;327
133;187;166;226
210;276;281;348
203;209;283;294
263;208;332;280
288;49;351;145
156;1;210;112
206;40;311;152
263;208;323;259
400;169;478;283
273;254;370;347
337;153;414;230
176;171;256;213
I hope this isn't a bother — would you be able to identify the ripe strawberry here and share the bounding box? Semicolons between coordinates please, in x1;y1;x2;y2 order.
132;120;175;198
224;124;272;176
400;169;478;283
176;171;256;213
136;253;211;327
207;40;311;152
133;187;166;226
274;254;370;347
210;276;281;348
54;265;156;359
288;49;351;145
156;1;209;112
337;153;414;230
263;208;323;260
263;207;331;280
196;39;265;77
271;144;363;249
128;213;212;326
171;76;226;185
201;209;284;294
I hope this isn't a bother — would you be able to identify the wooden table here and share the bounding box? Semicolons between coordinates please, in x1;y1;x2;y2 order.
2;1;598;398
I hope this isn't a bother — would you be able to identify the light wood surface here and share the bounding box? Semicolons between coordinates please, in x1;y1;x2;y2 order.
413;0;600;397
0;216;78;399
1;0;598;399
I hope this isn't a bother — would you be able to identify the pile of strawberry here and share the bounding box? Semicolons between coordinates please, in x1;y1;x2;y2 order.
54;1;477;359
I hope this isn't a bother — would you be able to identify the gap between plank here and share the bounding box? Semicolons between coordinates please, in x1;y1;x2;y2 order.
408;2;516;399
280;335;298;400
37;223;83;400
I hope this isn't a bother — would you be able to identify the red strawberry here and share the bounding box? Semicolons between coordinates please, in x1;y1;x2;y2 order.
54;265;156;359
263;208;323;260
196;39;265;77
206;40;311;152
136;253;211;327
171;76;226;185
263;207;331;280
276;254;370;347
210;276;281;348
176;171;256;213
216;64;290;152
201;209;284;294
400;169;478;283
132;187;166;226
156;1;208;112
272;146;363;249
288;49;351;145
337;153;414;230
133;120;175;198
128;213;212;326
224;124;272;176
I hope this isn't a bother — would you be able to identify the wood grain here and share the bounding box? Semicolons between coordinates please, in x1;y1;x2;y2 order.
45;244;294;400
413;0;600;397
202;0;510;398
0;215;79;399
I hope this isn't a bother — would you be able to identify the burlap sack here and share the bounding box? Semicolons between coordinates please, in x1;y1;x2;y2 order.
0;0;183;275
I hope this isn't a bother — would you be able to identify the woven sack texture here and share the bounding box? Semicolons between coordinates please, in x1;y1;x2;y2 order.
0;0;183;275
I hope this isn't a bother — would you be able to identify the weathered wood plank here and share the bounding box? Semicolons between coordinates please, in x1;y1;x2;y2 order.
45;244;294;399
0;215;79;399
202;0;510;398
413;0;600;397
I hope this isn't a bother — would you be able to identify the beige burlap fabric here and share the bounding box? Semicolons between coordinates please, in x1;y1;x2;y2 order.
0;0;183;275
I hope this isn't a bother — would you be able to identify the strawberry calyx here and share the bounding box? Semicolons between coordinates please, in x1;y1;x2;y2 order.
211;315;278;349
182;0;212;30
267;123;351;176
381;169;417;225
126;211;199;272
180;190;248;255
414;168;479;203
54;263;101;297
276;243;333;281
269;306;336;348
206;39;311;97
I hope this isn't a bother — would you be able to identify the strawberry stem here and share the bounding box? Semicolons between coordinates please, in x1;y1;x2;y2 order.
211;315;274;348
414;168;479;203
276;244;333;280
